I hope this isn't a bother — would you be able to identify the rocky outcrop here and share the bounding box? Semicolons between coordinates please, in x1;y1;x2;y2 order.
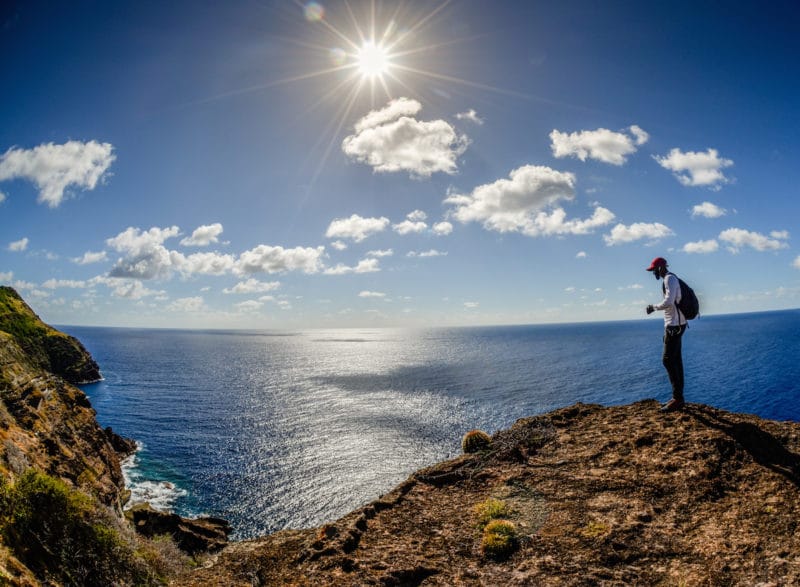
0;286;100;384
127;504;232;554
180;401;800;586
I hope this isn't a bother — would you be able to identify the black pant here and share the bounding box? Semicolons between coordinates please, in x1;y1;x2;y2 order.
662;325;686;401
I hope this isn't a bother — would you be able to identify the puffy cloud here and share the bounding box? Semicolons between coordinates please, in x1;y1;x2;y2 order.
576;251;587;259
718;228;788;252
549;126;648;165
691;201;727;218
104;279;165;300
603;222;674;246
683;239;720;254
223;279;281;294
323;258;380;275
326;214;390;242
330;240;348;251
0;271;12;282
406;210;427;222
107;226;181;279
0;140;115;207
432;221;453;236
455;109;484;125
42;279;88;289
180;223;223;247
366;248;393;257
234;300;263;313
393;220;428;235
463;302;479;308
794;256;800;270
771;230;790;240
236;245;325;274
72;250;108;265
0;191;6;203
407;249;447;258
8;237;28;252
342;97;470;177
654;148;733;189
167;296;205;312
358;290;386;298
446;165;604;237
179;252;236;276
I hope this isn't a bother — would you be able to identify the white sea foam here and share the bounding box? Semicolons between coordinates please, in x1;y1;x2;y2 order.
121;443;187;512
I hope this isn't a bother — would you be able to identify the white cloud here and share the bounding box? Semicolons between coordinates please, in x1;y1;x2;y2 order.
107;226;181;279
326;214;389;242
603;222;674;246
549;125;648;165
718;228;788;252
432;221;453;236
0;140;115;207
180;223;223;247
455;109;484;125
42;279;88;289
167;296;205;312
771;230;790;240
576;251;587;259
691;201;727;218
0;271;13;282
180;252;236;276
366;248;393;257
393;219;428;235
358;290;386;298
445;165;614;237
107;279;164;300
406;210;427;222
683;239;720;254
407;249;447;258
330;240;348;251
463;301;479;308
618;284;644;290
342;97;470;178
793;256;800;270
0;191;6;203
654;148;733;189
235;300;263;313
323;258;380;275
236;244;325;274
223;278;281;294
72;250;108;265
8;237;28;252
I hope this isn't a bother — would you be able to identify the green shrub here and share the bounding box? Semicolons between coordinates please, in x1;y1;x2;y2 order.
481;519;518;560
462;429;492;453
473;498;511;528
0;470;160;585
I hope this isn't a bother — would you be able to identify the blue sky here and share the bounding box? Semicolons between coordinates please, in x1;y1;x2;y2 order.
1;0;799;328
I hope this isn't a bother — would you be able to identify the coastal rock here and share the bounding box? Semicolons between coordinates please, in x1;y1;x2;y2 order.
180;401;800;586
127;503;232;554
0;286;101;384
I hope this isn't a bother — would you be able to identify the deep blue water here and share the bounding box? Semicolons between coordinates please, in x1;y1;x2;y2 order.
66;310;800;540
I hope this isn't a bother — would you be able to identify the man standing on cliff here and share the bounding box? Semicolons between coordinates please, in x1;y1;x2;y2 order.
645;257;687;412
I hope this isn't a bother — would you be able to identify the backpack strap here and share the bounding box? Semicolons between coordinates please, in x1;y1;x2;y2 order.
666;273;686;326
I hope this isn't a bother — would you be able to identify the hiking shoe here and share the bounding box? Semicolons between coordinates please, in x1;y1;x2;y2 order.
660;399;685;413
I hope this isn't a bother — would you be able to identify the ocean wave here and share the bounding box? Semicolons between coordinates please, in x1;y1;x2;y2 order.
121;444;188;512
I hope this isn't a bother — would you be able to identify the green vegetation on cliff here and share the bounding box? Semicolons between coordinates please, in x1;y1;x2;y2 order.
0;286;100;383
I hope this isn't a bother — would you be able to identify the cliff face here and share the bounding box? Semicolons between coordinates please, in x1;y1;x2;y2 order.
182;401;800;586
0;286;101;384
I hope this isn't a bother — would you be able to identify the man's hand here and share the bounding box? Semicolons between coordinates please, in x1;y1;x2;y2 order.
646;305;655;315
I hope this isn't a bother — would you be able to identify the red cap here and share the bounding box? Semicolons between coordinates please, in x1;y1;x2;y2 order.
646;257;667;271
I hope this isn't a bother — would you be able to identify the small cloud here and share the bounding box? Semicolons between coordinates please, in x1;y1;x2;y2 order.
654;148;733;189
326;214;389;242
407;249;447;258
236;244;324;275
342;97;470;178
0;140;116;207
432;221;453;236
358;290;386;298
394;219;427;235
324;258;380;275
455;109;484;125
406;209;427;222
565;286;576;293
180;223;223;247
234;300;263;313
683;239;719;254
550;125;648;165
42;279;87;289
603;222;674;246
617;284;644;290
771;230;790;240
8;237;28;252
0;191;6;203
463;301;479;308
167;296;205;312
793;256;800;270
576;251;587;259
72;250;108;265
718;228;788;253
366;248;393;258
691;201;727;218
223;278;281;294
0;271;12;282
330;240;348;251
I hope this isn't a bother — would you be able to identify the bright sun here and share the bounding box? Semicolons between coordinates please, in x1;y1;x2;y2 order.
356;41;390;78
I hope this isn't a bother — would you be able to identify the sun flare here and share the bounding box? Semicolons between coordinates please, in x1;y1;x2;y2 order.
356;41;390;79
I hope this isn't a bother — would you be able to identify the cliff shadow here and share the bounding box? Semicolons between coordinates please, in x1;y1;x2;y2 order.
688;404;800;487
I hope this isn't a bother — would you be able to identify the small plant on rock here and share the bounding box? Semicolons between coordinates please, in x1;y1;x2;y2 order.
474;498;511;528
481;519;518;560
462;429;491;453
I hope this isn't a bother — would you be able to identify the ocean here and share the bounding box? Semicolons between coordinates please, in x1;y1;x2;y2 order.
68;309;800;540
